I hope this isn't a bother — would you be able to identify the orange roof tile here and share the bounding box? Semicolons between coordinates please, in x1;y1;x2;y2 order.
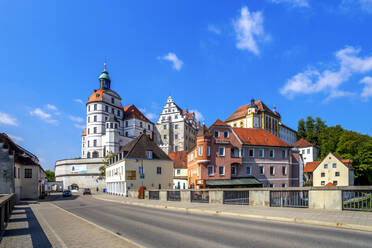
226;100;279;122
233;128;290;147
325;182;336;187
123;105;153;123
88;89;105;103
211;119;229;127
82;129;87;136
293;138;314;148
304;161;321;172
168;151;188;168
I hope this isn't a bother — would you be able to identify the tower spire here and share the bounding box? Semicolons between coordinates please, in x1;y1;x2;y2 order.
98;60;111;89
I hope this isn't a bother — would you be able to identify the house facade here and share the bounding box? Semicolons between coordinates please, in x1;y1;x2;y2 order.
293;138;319;163
106;134;173;195
169;151;188;189
305;152;354;187
225;99;297;144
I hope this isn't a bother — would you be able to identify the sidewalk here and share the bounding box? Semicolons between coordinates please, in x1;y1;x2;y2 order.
93;193;372;233
0;201;141;248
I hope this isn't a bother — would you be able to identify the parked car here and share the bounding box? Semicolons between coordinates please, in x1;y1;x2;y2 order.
83;188;91;195
63;190;72;197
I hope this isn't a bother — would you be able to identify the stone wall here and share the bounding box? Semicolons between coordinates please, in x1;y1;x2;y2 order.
0;144;14;194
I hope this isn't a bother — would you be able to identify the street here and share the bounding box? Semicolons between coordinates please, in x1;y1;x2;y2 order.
48;194;372;248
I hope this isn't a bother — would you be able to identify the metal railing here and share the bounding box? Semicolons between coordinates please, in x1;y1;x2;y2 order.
191;191;209;203
167;191;181;201
342;190;372;211
270;190;309;208
0;194;15;235
223;191;249;205
149;191;159;200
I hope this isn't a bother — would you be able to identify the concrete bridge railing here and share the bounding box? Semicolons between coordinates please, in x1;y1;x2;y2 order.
0;194;15;237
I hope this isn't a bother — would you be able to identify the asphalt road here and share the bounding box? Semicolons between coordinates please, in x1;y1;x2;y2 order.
49;194;372;248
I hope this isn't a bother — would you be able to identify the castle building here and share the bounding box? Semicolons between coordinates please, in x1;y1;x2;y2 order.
56;64;154;190
225;99;297;144
155;96;199;154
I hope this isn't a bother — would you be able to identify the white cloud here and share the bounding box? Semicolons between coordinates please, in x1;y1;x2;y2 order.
139;108;157;121
74;124;86;129
208;24;221;35
233;6;265;55
361;76;372;99
74;99;84;105
159;52;183;71
190;109;205;122
0;112;18;126
46;104;57;111
30;108;58;124
280;46;372;101
341;0;372;13
69;115;84;123
270;0;309;8
9;135;23;142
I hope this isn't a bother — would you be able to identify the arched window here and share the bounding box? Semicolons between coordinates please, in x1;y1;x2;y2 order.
87;152;91;158
92;151;99;158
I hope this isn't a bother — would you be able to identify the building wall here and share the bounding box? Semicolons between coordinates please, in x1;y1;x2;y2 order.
279;125;297;145
299;146;319;163
15;163;43;200
0;145;14;194
313;154;352;186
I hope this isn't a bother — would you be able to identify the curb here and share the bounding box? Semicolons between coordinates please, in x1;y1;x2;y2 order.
93;195;372;233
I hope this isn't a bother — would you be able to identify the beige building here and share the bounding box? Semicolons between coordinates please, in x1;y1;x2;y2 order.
106;134;173;195
155;96;199;154
304;152;354;187
225;99;297;144
168;151;188;189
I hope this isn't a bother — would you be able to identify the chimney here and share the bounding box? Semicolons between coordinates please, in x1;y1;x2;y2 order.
251;98;255;105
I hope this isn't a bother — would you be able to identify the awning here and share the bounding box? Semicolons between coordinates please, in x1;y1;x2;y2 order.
206;178;261;186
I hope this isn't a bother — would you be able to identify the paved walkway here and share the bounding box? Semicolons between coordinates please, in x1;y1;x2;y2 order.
0;200;141;248
93;193;372;232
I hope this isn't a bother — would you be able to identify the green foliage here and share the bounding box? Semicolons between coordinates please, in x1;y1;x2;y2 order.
98;151;115;180
45;169;55;182
298;117;372;185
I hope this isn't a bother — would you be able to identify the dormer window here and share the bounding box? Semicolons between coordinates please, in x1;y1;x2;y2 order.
147;151;153;160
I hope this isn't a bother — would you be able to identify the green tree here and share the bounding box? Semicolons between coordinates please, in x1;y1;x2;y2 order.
45;170;55;182
318;125;343;159
297;118;306;139
98;151;115;180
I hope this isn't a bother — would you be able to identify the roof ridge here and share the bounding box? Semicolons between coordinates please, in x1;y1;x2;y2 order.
123;134;144;158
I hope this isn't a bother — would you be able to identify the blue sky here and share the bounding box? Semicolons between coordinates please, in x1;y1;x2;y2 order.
1;0;372;171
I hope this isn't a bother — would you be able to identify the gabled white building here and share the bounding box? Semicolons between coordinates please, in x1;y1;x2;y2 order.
292;138;319;163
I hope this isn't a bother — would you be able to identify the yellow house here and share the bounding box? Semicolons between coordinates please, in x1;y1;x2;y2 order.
306;152;354;187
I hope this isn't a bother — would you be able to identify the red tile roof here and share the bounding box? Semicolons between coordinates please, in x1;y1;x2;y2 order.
82;129;86;136
304;161;321;173
211;119;229;127
88;89;105;103
123;104;152;123
293;138;314;148
233;128;290;147
325;182;336;187
168;151;188;168
226;100;278;122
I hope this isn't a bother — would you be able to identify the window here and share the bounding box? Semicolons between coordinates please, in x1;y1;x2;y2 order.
24;168;32;178
125;132;128;136
14;167;16;178
94;115;97;122
246;166;251;175
282;166;287;175
259;166;264;175
270;150;275;158
282;150;287;159
88;105;90;111
270;184;274;188
105;105;108;112
147;151;153;159
94;127;97;134
175;146;178;151
207;146;211;156
156;167;162;175
112;108;114;114
164;135;167;139
270;166;275;176
87;140;90;147
307;148;310;154
175;124;178;129
125;121;128;127
240;121;243;127
333;180;338;185
198;146;203;156
208;166;214;176
94;104;97;110
218;147;225;156
332;163;337;168
259;149;264;158
111;97;114;104
321;172;325;177
18;168;20;179
115;124;118;128
163;125;167;130
249;149;254;157
214;131;219;138
88;117;90;123
93;140;97;147
282;183;286;188
148;124;150;130
117;110;120;116
224;131;229;138
140;122;143;128
231;166;236;176
110;123;113;128
218;166;225;176
335;171;340;177
175;134;178;139
324;164;328;169
177;169;180;175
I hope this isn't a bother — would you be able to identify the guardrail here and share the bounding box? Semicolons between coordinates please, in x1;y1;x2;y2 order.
191;191;209;203
342;190;372;211
270;190;309;208
167;191;181;201
0;194;15;236
223;191;249;205
149;191;160;200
